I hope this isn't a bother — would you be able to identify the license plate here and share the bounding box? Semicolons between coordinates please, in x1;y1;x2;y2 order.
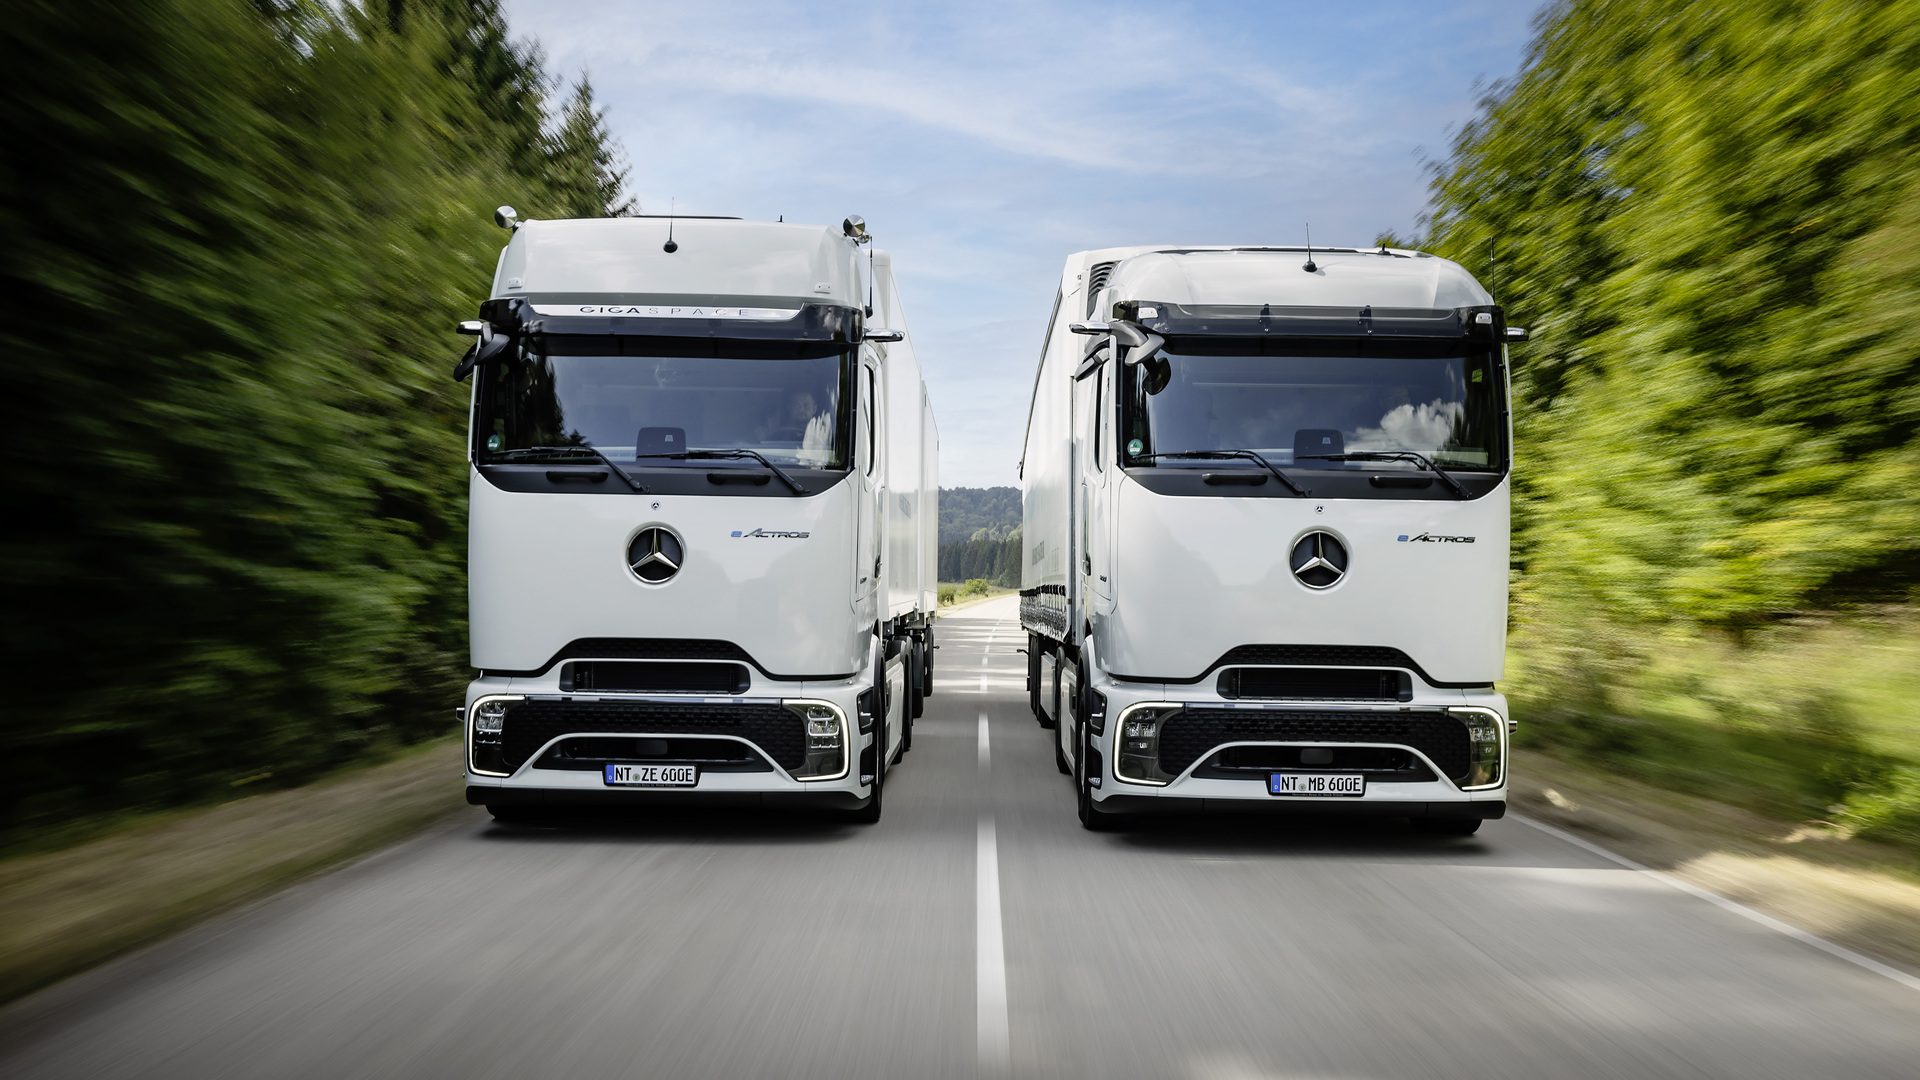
1269;772;1365;797
604;764;698;787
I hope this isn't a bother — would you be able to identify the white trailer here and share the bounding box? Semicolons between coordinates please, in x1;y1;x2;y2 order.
1019;245;1520;831
457;211;936;822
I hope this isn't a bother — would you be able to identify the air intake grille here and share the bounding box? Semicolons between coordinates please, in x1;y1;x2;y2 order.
1217;667;1411;702
501;700;802;771
1157;708;1469;781
1086;261;1118;317
560;661;750;694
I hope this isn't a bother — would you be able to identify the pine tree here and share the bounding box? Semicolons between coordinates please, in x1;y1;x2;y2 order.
545;76;637;218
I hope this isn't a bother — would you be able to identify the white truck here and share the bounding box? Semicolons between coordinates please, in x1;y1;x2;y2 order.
456;211;937;822
1019;245;1519;831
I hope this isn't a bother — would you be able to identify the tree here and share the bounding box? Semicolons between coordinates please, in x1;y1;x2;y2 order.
545;76;637;218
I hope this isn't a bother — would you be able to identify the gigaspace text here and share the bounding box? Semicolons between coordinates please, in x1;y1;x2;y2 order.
530;304;799;320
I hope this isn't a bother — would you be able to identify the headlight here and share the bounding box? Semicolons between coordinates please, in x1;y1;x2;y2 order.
1113;703;1182;785
1451;707;1505;789
467;695;522;776
785;701;848;781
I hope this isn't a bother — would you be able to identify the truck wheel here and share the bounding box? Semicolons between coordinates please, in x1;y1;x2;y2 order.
1076;723;1115;831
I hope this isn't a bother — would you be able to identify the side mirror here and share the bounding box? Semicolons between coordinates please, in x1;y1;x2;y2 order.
494;205;518;230
457;320;487;336
454;331;508;382
865;328;904;343
843;215;870;244
1506;327;1529;342
1069;322;1111;335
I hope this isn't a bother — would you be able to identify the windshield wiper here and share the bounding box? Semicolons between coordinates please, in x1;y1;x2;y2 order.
1298;451;1467;497
1135;450;1309;496
632;448;811;495
491;445;650;492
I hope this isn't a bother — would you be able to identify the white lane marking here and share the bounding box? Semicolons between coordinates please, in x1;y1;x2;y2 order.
1515;815;1920;994
979;674;989;692
977;711;1010;1073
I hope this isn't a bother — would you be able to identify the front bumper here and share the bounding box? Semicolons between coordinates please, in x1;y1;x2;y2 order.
460;669;878;804
1086;677;1509;813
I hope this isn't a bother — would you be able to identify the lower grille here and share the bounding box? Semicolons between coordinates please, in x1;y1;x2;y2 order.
502;700;803;771
1158;708;1470;781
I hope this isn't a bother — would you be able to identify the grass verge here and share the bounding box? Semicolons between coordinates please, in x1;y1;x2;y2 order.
1513;747;1920;972
0;737;466;1006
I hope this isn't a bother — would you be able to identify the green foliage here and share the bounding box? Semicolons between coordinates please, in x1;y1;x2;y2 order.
544;77;638;219
937;486;1021;587
0;0;634;838
1422;0;1920;841
961;579;992;598
938;583;958;606
938;486;1020;545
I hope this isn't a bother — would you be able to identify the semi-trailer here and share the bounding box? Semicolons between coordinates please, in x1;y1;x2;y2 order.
1019;245;1520;831
456;211;937;822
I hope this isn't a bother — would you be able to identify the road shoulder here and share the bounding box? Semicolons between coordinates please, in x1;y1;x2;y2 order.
0;739;467;1005
1512;748;1920;972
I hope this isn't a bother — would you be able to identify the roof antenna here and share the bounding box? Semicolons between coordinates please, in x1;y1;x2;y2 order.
1302;224;1318;273
663;199;678;254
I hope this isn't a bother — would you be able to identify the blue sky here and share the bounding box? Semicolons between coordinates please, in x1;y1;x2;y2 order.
503;0;1540;488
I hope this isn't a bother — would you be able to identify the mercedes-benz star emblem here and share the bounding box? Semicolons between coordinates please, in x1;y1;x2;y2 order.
628;527;683;583
1290;531;1348;589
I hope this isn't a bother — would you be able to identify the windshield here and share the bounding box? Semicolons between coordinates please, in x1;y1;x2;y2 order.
1120;339;1506;471
474;344;854;470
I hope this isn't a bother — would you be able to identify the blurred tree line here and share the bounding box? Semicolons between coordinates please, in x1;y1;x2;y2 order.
1420;0;1920;843
0;0;635;839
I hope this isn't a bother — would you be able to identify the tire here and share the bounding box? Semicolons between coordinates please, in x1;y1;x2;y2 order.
1076;722;1115;831
1411;816;1481;836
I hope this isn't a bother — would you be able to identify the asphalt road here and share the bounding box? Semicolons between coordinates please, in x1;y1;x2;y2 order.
5;594;1919;1079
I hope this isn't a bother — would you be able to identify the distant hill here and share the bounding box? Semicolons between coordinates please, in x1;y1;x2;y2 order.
938;486;1022;586
938;486;1020;546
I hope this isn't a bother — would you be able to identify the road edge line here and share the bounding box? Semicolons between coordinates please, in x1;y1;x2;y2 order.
1514;813;1920;994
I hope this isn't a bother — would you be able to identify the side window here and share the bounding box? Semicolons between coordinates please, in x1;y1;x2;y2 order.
861;366;876;476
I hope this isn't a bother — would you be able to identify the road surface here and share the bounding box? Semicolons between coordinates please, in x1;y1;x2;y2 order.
3;595;1918;1079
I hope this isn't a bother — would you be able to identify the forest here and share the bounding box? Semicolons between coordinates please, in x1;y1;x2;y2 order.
938;487;1022;586
1;0;634;842
1419;0;1920;845
4;0;1917;851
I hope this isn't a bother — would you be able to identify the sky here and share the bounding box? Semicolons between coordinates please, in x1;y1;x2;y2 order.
503;0;1541;489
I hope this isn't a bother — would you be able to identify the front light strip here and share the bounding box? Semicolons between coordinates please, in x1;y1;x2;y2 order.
1447;706;1506;790
467;694;525;777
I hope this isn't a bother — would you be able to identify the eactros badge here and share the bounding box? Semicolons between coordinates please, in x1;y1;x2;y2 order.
1290;531;1348;589
628;528;683;583
1398;533;1476;543
731;528;810;539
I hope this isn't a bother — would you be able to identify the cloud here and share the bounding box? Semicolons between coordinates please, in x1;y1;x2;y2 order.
503;0;1537;486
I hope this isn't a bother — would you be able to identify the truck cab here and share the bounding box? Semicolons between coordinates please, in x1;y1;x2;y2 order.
458;213;936;822
1020;245;1515;831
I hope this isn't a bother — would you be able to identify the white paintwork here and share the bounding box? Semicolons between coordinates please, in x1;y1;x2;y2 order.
1021;244;1511;809
468;477;867;676
464;217;936;803
492;217;860;305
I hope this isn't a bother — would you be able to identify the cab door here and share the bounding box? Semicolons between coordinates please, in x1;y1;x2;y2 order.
851;353;881;608
1077;359;1113;607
